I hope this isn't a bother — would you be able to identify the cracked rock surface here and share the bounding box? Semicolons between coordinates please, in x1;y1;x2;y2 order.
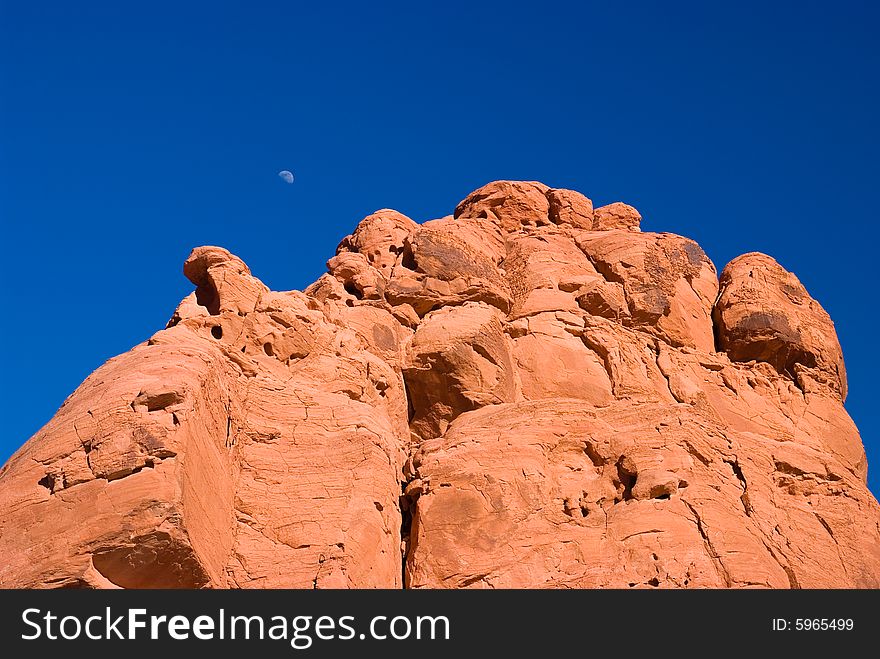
1;180;878;588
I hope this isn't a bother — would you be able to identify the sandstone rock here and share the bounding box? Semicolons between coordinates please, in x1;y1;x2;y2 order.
1;181;877;589
405;400;878;588
504;232;599;319
454;180;551;232
381;219;513;317
575;231;718;352
508;312;613;405
327;251;385;300
336;208;418;273
714;252;847;398
593;201;642;231
547;188;594;229
183;245;268;316
576;280;629;320
404;303;516;440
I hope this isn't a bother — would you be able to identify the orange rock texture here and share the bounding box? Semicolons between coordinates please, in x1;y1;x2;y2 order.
1;181;877;588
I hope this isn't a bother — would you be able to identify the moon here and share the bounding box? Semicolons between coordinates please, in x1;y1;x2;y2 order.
278;170;294;184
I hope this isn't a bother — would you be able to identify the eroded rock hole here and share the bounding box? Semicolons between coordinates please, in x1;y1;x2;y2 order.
38;474;56;493
402;376;416;424
399;485;416;589
583;442;606;468
343;282;363;300
564;494;590;518
401;244;418;271
387;244;403;269
195;282;220;315
263;342;274;357
472;344;500;368
615;458;636;502
211;325;223;340
132;390;183;412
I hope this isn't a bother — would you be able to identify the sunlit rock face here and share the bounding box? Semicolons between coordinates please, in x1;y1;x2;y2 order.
1;181;877;589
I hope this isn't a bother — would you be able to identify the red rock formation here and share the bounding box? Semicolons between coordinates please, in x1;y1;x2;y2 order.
1;181;877;588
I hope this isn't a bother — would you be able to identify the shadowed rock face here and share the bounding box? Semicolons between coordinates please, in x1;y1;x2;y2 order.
1;180;878;589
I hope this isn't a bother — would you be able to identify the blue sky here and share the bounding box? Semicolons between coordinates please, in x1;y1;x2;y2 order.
1;2;877;494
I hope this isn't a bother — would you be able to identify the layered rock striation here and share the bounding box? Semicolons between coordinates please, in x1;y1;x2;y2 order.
1;181;877;588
